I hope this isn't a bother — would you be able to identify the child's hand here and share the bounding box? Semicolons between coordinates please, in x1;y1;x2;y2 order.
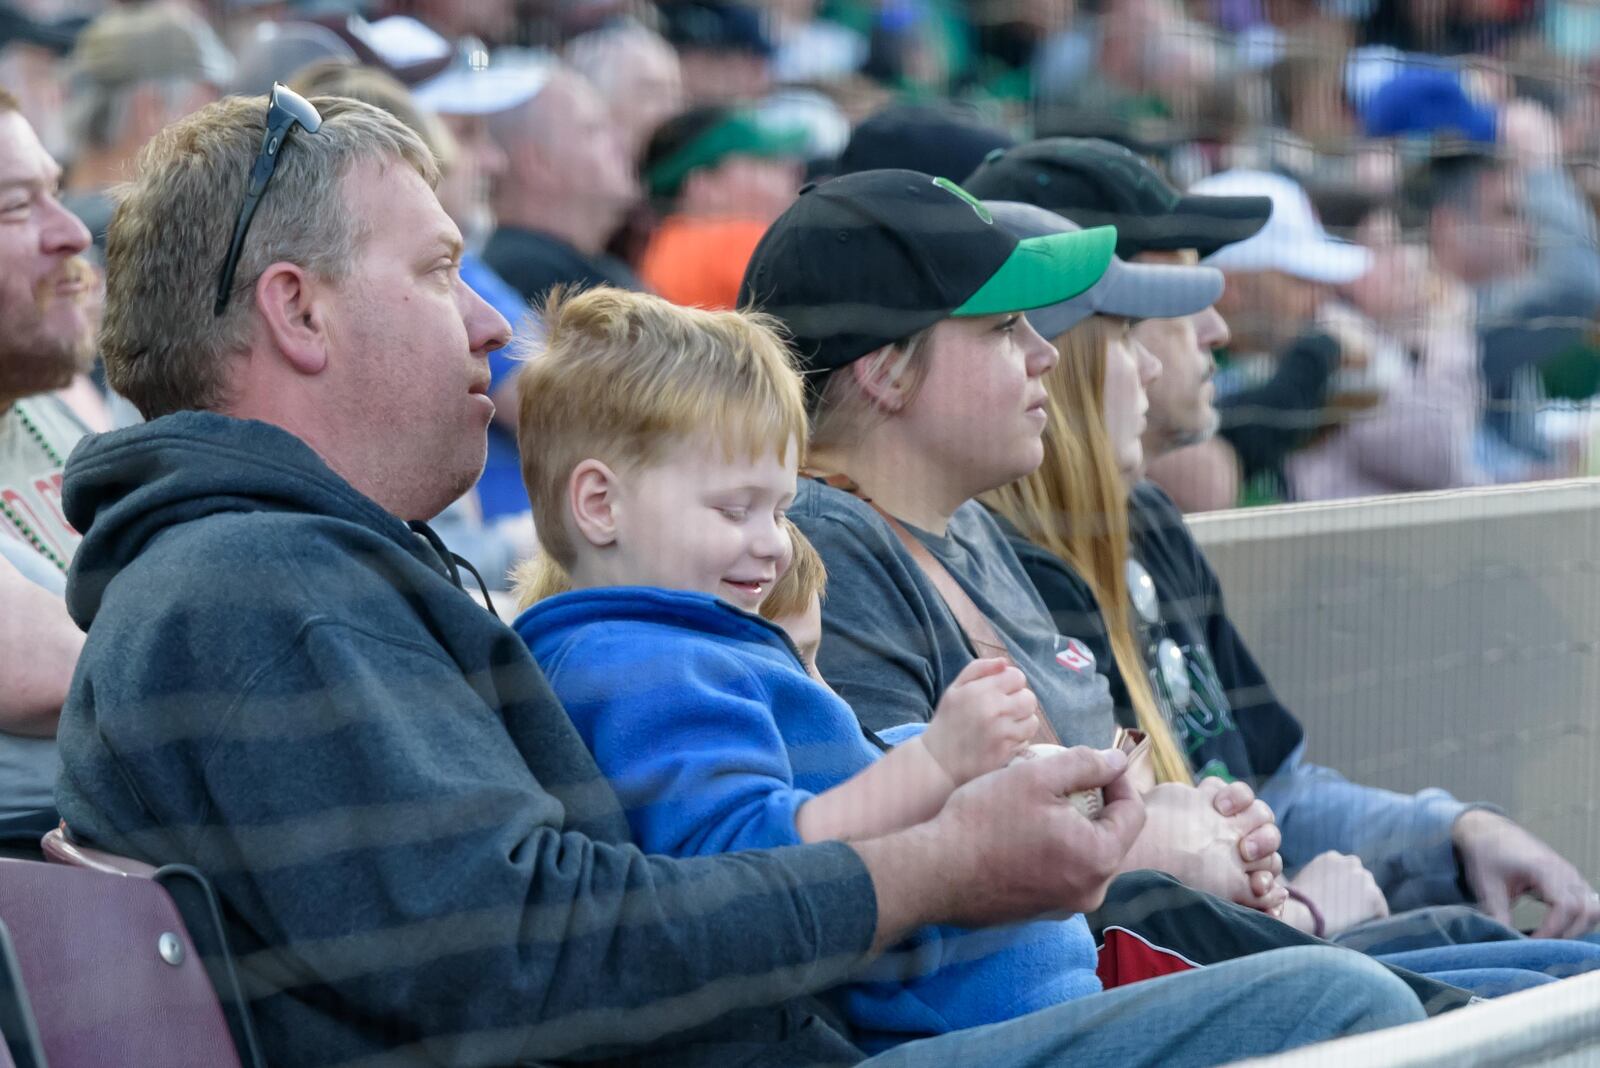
922;658;1039;785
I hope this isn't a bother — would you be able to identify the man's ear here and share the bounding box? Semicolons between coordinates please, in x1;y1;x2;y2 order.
850;344;912;412
568;459;622;548
255;263;329;376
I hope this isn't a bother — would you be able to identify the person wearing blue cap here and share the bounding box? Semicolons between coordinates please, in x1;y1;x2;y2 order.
1406;100;1600;477
1362;67;1497;143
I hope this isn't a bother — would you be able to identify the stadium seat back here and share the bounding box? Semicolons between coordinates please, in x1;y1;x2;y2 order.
0;915;46;1067
0;858;242;1068
39;828;266;1068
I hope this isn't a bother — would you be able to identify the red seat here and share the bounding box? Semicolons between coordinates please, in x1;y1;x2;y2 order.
0;858;242;1068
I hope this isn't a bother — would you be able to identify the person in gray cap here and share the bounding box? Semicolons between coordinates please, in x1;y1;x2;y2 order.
983;200;1600;986
973;157;1600;948
60;0;233;252
230;20;358;98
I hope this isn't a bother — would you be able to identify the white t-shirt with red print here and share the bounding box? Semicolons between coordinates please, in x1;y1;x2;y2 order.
0;394;86;578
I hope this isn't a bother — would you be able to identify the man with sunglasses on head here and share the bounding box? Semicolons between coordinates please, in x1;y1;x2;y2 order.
47;87;1427;1068
0;89;95;852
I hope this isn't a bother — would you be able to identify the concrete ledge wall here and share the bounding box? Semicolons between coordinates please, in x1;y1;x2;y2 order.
1231;971;1600;1068
1188;479;1600;896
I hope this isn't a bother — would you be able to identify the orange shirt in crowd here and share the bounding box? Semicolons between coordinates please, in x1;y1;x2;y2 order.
639;215;770;310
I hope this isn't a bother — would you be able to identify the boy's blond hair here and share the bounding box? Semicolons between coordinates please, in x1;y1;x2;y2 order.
759;520;827;623
512;286;807;601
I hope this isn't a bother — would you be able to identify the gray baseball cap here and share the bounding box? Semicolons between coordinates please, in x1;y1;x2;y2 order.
68;2;234;90
986;200;1225;340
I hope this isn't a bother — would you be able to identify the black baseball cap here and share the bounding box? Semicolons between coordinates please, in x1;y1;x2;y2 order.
0;2;84;55
739;169;1116;376
659;1;773;57
835;104;1016;183
963;138;1273;259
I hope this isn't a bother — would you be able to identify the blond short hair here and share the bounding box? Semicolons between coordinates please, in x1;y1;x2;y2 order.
516;286;806;571
0;89;17;114
101;93;438;419
759;519;827;623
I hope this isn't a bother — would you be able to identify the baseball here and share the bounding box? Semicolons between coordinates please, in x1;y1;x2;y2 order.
1009;743;1104;818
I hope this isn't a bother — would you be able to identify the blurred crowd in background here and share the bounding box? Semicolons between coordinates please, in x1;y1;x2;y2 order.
7;0;1600;585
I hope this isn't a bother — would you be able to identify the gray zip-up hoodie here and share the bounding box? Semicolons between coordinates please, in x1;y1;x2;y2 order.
55;412;877;1068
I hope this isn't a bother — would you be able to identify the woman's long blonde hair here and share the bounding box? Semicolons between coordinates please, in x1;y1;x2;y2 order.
984;317;1191;785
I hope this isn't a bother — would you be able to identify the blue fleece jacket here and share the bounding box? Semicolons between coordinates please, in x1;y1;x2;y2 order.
516;586;1102;1051
54;413;881;1068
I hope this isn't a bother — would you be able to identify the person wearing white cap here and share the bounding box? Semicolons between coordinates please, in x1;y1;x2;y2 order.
411;53;555;535
1185;168;1373;504
414;54;552;253
1194;170;1370;286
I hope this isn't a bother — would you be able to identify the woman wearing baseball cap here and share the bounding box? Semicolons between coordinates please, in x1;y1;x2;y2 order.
739;168;1120;754
742;170;1292;898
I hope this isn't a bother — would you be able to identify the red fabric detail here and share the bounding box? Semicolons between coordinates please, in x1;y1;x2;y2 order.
1096;926;1198;988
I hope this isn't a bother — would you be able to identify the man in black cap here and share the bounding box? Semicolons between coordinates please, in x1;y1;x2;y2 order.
966;137;1276;508
964;139;1600;945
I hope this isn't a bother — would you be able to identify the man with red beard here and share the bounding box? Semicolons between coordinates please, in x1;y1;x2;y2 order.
0;87;95;849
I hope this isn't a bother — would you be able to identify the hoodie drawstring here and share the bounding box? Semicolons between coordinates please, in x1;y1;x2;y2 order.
408;521;501;622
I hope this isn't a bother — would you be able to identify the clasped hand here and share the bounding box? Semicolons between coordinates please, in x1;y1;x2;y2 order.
1120;777;1286;914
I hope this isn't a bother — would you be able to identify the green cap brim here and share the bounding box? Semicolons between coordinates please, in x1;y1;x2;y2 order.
953;225;1118;318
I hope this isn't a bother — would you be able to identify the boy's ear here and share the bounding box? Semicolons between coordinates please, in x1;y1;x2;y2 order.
850;345;910;412
569;459;622;548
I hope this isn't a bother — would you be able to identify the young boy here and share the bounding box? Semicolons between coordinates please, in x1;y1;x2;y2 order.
510;285;1103;1051
757;518;830;686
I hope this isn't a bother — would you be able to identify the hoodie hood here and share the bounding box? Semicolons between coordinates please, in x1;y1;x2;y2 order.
63;412;434;627
516;585;802;667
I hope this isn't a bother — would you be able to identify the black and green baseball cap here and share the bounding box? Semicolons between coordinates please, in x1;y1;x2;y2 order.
738;169;1116;376
644;107;808;199
963;138;1272;260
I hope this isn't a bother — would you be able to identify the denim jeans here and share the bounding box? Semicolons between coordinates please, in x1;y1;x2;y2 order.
1381;938;1600;983
863;946;1426;1068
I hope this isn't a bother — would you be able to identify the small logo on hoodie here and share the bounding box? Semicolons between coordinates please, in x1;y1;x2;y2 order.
1055;637;1095;674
